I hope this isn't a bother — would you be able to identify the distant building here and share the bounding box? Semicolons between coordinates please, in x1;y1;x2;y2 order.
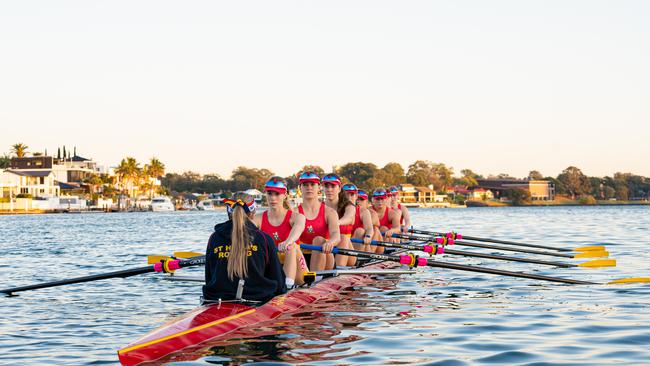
475;179;555;201
398;184;417;203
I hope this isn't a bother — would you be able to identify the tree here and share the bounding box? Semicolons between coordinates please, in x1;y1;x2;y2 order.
406;160;453;192
296;165;325;176
115;157;141;197
406;160;436;186
337;162;380;189
231;166;274;191
381;162;406;186
528;170;544;180
11;143;28;157
0;153;10;169
557;166;591;199
143;157;166;197
505;188;531;206
459;169;478;187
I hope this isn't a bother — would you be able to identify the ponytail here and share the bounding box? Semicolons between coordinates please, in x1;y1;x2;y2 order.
226;192;254;280
337;190;354;217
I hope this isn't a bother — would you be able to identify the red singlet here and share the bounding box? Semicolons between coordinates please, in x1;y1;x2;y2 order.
298;203;330;244
350;206;363;232
375;206;392;229
339;204;356;236
260;210;293;246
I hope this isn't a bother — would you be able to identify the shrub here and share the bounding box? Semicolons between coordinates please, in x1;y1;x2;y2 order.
579;195;597;205
16;193;33;199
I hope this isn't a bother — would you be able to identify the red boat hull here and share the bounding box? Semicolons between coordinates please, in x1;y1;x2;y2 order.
118;260;399;366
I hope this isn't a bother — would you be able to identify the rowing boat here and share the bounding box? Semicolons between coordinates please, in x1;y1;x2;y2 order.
117;255;405;365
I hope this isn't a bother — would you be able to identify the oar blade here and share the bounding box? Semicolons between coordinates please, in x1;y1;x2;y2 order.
573;245;606;252
574;251;609;259
577;259;616;268
608;277;650;284
173;251;203;259
147;255;172;264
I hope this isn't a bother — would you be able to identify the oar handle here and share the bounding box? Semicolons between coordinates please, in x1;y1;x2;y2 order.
299;244;427;267
350;238;445;255
300;244;339;254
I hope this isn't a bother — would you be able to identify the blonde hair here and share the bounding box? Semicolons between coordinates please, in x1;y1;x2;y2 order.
228;192;254;280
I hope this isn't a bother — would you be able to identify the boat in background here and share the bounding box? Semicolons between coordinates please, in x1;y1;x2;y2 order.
151;196;175;212
196;199;217;211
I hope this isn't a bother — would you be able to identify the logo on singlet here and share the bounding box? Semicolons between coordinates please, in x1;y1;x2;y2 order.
307;225;314;233
273;232;280;241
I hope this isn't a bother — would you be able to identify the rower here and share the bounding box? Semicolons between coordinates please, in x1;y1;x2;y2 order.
342;183;374;257
357;190;384;253
388;186;412;233
203;192;286;303
321;173;356;267
296;171;343;272
253;177;310;289
370;188;401;247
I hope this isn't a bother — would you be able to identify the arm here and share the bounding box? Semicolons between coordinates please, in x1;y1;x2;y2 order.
338;204;356;226
360;208;374;245
401;206;412;231
385;210;402;238
262;233;287;295
278;212;306;252
323;206;341;253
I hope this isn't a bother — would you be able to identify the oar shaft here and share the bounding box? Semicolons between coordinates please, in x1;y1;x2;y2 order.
1;256;206;296
394;233;576;258
301;244;594;285
409;228;572;252
443;248;575;268
1;266;154;295
424;259;595;285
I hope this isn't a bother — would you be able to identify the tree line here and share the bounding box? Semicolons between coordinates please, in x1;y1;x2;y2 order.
162;162;650;201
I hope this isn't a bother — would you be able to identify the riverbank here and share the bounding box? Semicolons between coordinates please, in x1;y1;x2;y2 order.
466;198;650;207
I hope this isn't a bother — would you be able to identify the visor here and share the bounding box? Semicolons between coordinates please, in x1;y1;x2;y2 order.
299;171;321;184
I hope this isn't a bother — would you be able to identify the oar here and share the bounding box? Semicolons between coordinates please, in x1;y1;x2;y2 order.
301;244;593;285
392;233;609;259
302;244;650;285
1;256;206;296
409;228;604;253
352;238;616;268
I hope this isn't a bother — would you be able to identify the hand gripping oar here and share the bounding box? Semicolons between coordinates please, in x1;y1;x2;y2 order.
392;233;608;259
301;244;593;285
352;238;616;268
408;228;604;253
1;256;206;296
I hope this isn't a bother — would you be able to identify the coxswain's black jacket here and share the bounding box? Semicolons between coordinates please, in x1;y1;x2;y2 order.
203;219;287;302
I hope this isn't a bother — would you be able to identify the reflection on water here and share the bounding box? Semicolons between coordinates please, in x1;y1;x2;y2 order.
1;207;650;365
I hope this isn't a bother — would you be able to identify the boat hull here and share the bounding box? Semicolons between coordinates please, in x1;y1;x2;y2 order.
118;260;399;365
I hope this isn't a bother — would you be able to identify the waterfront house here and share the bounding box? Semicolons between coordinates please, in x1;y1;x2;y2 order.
398;184;418;203
475;179;555;200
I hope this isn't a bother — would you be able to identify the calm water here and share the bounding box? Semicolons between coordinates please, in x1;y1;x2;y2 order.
1;207;649;365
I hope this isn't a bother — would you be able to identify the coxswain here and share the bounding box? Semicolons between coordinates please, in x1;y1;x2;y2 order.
203;192;286;303
342;183;374;256
370;188;401;245
296;171;343;271
388;186;412;232
253;177;310;289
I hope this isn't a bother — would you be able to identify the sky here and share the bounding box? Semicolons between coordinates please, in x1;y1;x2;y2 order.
1;1;649;179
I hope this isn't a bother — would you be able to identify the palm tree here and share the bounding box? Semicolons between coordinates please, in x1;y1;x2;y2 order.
115;157;141;197
144;157;165;198
0;153;10;169
11;143;29;158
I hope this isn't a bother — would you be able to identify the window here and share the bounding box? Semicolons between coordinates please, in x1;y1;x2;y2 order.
40;177;45;184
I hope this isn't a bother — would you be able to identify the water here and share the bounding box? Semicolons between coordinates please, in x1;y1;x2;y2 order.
1;207;649;365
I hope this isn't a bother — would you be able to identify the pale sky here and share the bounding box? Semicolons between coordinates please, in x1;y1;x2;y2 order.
1;1;649;179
